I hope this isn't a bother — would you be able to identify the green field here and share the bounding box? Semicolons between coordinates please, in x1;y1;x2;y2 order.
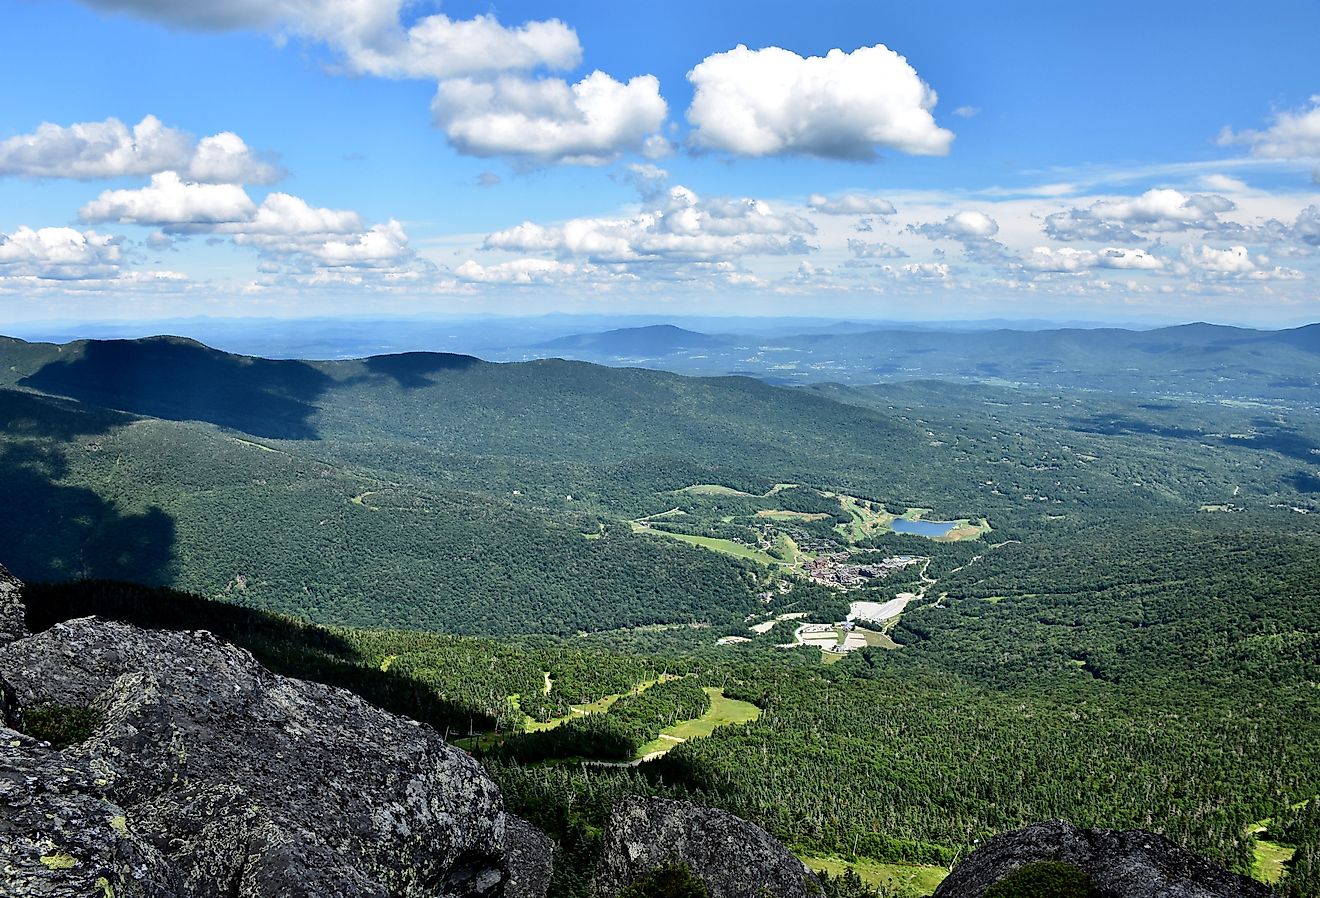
525;675;677;733
634;687;761;758
800;853;948;895
673;483;758;497
1251;838;1296;884
632;523;786;566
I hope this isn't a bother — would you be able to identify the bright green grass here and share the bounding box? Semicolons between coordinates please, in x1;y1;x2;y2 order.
633;525;783;565
755;509;832;522
673;484;757;497
799;853;947;896
525;675;675;733
1251;839;1295;884
859;628;900;649
634;687;761;758
833;494;898;542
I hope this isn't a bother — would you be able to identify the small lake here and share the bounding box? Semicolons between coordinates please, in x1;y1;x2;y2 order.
890;518;957;538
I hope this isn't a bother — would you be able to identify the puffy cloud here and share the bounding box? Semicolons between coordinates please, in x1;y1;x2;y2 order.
185;131;282;184
77;170;426;284
1219;97;1320;160
890;262;950;279
1091;189;1233;228
72;4;656;168
1179;244;1304;281
454;258;584;284
847;239;908;259
1181;244;1255;274
686;44;953;159
298;220;412;268
1043;188;1233;242
483;184;816;265
432;72;668;166
0;226;121;279
808;193;897;216
1022;246;1163;272
76;1;581;79
79;172;256;228
1041;208;1140;243
228;193;362;237
0;224;189;292
916;210;999;239
325;12;581;80
0;115;280;183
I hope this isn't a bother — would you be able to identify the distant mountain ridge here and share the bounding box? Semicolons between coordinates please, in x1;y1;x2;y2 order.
510;320;1320;402
537;324;734;356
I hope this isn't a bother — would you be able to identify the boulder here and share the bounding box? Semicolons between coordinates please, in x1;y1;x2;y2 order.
593;796;819;898
504;815;554;898
0;562;25;643
933;820;1271;898
0;615;538;897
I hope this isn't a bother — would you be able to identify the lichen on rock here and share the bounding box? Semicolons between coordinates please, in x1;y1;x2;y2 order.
932;820;1272;898
592;796;820;898
0;567;551;897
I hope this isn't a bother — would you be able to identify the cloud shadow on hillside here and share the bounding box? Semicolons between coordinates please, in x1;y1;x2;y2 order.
20;338;332;440
364;352;481;389
0;442;175;584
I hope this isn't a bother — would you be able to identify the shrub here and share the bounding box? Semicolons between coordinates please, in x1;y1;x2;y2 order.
21;703;102;748
985;861;1095;898
618;862;710;898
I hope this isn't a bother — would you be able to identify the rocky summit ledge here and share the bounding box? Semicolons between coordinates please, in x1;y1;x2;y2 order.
0;582;548;897
933;819;1272;898
593;795;821;898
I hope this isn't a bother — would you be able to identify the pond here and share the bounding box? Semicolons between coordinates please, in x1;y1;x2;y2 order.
890;517;957;538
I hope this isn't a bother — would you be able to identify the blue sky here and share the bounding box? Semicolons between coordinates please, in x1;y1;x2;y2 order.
2;0;1318;325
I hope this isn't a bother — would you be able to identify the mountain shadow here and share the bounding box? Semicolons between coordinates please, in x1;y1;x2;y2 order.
0;442;175;583
0;387;134;440
364;352;481;388
1288;471;1320;494
20;337;332;440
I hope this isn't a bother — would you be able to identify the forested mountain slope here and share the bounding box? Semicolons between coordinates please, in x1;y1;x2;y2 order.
2;334;1319;894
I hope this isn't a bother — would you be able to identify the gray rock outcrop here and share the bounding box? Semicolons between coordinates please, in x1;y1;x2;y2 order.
0;562;25;643
504;816;554;898
0;574;552;897
593;796;820;898
933;820;1271;898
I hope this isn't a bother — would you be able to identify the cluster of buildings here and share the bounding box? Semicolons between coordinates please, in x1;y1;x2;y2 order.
802;553;919;589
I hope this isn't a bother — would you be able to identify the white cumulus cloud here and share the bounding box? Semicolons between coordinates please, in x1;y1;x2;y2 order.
1091;189;1233;228
686;44;953;159
1022;246;1163;272
0;224;189;291
483;184;815;265
75;1;582;79
455;258;583;284
79;172;257;228
916;210;999;239
1219;97;1320;160
0;115;280;183
0;226;121;279
1181;244;1256;274
432;72;668;166
1043;189;1234;242
227;193;363;237
808;193;897;216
